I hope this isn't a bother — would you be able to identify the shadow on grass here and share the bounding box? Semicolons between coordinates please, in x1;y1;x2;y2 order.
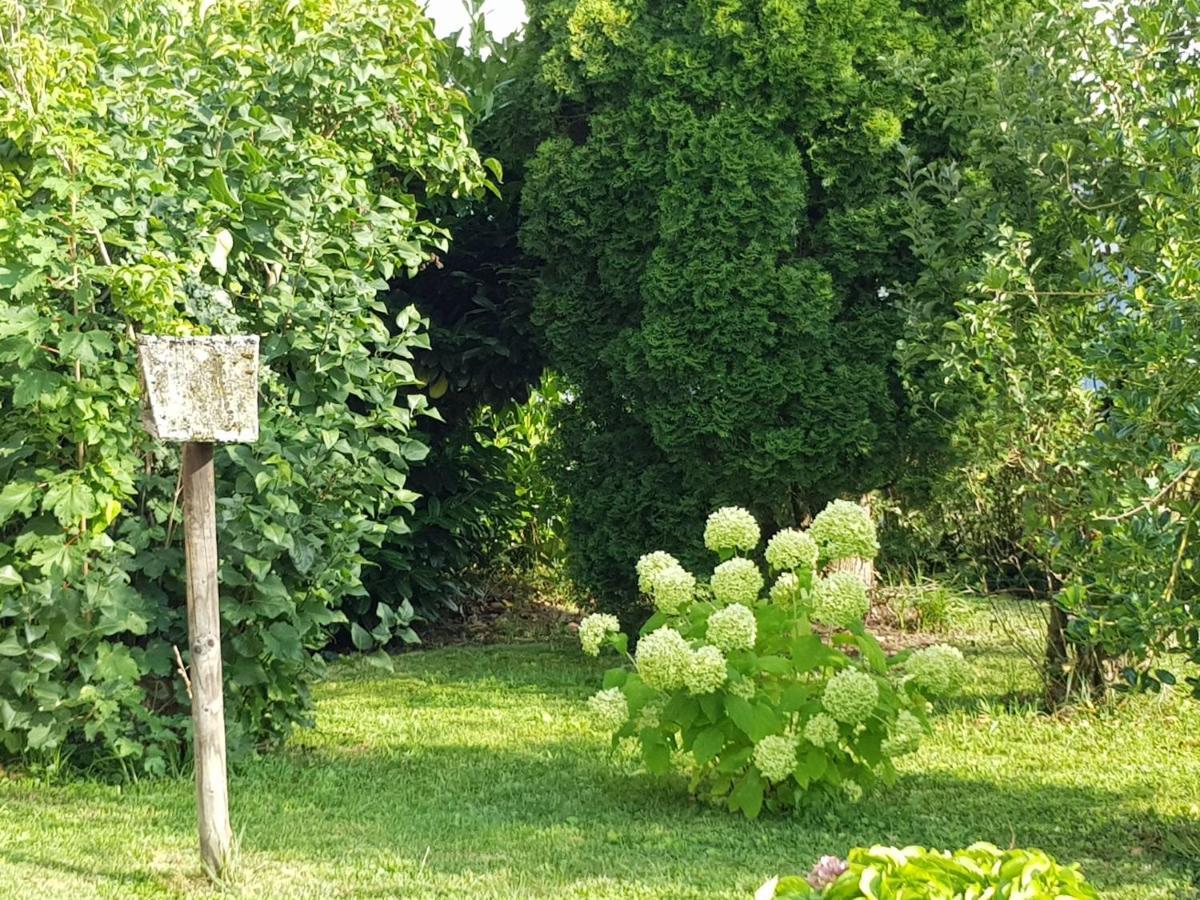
323;643;602;700
0;847;173;892
176;737;1200;895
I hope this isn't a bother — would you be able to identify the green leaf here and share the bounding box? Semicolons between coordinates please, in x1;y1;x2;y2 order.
26;722;56;751
263;622;303;660
43;480;98;523
725;695;757;739
642;732;671;773
12;370;59;407
726;695;779;741
757;655;791;675
854;631;888;674
602;667;628;690
0;565;23;587
207;169;240;208
0;633;25;656
29;542;74;579
795;747;828;783
790;634;826;673
0;482;38;525
692;726;726;765
365;650;394;672
95;645;139;681
350;621;374;651
31;642;62;672
729;769;764;819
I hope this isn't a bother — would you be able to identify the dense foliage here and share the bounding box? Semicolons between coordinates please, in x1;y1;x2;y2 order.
518;0;963;617
579;502;965;817
764;843;1099;899
896;0;1200;699
0;0;490;772
360;7;556;628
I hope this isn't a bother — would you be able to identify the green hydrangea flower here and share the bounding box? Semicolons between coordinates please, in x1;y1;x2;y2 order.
638;698;664;730
765;528;819;572
711;557;764;605
728;677;756;700
579;613;620;656
810;499;879;562
907;644;967;695
803;712;840;747
811;572;870;628
636;550;680;594
649;564;695;614
685;645;728;694
769;572;801;604
587;687;628;732
882;710;923;756
635;626;692;690
842;780;863;803
752;733;798;782
704;506;761;553
706;602;757;652
822;669;879;725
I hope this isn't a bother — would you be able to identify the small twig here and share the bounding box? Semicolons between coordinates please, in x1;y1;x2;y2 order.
1095;467;1193;522
91;227;112;266
1163;498;1200;606
164;467;184;548
173;644;193;702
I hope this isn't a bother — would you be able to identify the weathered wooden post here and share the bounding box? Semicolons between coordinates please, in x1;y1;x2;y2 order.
137;335;259;878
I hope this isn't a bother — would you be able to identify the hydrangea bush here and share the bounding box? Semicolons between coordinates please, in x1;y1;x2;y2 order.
760;843;1100;898
578;502;967;817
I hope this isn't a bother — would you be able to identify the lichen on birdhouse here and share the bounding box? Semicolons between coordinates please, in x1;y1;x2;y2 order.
137;335;260;443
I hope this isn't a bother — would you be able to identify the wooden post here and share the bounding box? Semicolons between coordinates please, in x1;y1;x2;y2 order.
182;441;232;876
137;334;258;880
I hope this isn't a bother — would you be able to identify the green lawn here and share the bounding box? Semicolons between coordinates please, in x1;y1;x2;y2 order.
1;604;1198;898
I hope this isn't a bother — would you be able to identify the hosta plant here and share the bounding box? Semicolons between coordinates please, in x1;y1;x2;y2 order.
761;843;1100;899
579;502;966;817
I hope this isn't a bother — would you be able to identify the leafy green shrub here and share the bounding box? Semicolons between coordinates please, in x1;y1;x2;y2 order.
518;0;972;620
0;0;490;773
579;502;964;817
762;843;1100;899
895;0;1200;700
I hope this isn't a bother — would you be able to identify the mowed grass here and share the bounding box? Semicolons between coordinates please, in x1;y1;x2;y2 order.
0;602;1198;899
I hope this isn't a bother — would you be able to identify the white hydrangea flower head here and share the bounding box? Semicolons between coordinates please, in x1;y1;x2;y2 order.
587;687;628;732
752;733;798;782
579;613;620;656
803;712;840;747
638;698;664;730
821;669;879;724
810;572;870;628
711;557;764;605
810;499;879;563
685;645;728;694
649;564;696;614
637;550;680;594
635;626;692;690
704;506;761;553
882;710;923;756
728;677;756;700
706;602;757;653
765;528;819;572
907;644;967;695
769;572;801;604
